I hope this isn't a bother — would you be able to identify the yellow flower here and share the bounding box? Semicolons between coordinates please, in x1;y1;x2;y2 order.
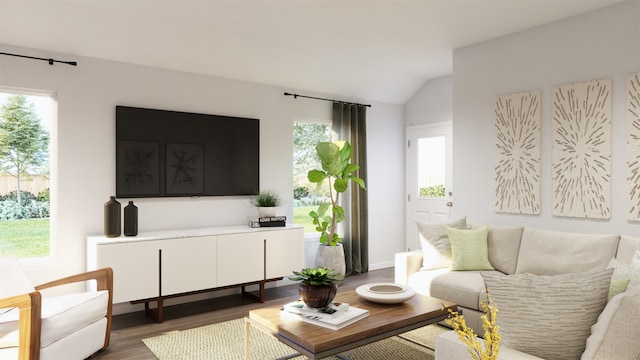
444;291;501;360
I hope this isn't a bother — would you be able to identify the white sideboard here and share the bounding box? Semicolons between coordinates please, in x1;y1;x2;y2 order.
87;225;303;321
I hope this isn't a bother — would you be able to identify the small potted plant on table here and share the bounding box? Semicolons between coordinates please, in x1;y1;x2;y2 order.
289;267;340;308
253;190;281;217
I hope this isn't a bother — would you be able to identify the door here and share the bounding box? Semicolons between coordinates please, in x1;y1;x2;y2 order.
405;123;453;251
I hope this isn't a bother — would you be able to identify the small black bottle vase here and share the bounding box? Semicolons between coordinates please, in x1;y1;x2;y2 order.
104;196;121;237
124;201;138;236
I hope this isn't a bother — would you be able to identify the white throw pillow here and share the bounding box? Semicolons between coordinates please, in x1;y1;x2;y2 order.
630;248;640;291
416;217;466;270
481;269;613;360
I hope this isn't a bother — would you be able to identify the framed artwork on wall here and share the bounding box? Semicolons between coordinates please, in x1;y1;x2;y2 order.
627;73;640;221
116;141;160;196
552;78;611;219
165;143;204;195
494;90;541;215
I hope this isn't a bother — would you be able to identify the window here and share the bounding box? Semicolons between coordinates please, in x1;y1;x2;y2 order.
418;135;446;198
292;121;333;232
0;90;53;259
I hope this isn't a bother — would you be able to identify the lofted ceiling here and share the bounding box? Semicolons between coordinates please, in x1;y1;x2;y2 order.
0;0;628;104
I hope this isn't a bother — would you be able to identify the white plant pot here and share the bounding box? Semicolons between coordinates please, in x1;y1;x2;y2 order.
315;243;346;284
257;207;278;217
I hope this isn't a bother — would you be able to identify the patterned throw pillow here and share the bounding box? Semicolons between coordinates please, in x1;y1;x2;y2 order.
481;269;613;360
416;217;466;270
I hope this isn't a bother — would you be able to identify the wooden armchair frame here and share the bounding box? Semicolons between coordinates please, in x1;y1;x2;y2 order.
0;267;113;360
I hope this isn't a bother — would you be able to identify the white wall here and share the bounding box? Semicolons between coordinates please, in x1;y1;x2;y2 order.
452;1;640;234
405;75;452;126
0;44;405;289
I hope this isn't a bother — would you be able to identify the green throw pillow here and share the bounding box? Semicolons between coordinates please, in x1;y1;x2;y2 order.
447;226;494;271
608;277;631;300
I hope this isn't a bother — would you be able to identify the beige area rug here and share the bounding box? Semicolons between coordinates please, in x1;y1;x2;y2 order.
142;318;449;360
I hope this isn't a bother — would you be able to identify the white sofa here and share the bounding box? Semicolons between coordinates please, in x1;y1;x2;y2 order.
395;225;640;360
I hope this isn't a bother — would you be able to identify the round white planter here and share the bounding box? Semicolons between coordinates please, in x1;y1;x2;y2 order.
315;243;346;284
257;207;278;217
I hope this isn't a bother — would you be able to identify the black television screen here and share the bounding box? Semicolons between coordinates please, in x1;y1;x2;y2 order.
116;105;259;198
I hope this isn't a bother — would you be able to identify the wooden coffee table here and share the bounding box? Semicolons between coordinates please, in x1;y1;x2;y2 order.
244;290;456;360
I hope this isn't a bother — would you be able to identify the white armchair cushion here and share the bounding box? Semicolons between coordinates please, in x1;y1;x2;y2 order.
0;290;108;348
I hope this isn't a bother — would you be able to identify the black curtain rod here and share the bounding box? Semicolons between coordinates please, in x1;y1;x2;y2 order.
284;92;371;108
0;52;77;66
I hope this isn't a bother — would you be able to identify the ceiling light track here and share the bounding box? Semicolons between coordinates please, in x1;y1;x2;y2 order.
284;92;371;108
0;52;77;66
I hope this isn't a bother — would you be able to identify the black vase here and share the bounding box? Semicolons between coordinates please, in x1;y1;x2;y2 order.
124;201;138;236
104;196;121;237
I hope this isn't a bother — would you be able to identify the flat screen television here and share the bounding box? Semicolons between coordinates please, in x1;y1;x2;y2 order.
116;105;259;198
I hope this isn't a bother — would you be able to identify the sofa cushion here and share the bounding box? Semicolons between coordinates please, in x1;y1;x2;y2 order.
0;290;109;348
515;228;618;275
481;269;613;360
417;217;467;270
447;226;494;271
616;235;640;264
581;288;640;360
430;270;491;310
487;226;523;275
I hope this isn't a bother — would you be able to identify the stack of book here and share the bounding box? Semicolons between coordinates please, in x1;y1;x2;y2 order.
248;216;286;228
280;299;369;330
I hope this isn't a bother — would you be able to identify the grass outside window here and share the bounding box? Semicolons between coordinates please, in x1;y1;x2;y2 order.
293;205;317;233
0;218;50;257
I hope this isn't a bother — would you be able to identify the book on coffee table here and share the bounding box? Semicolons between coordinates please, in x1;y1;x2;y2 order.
282;299;349;318
281;305;369;330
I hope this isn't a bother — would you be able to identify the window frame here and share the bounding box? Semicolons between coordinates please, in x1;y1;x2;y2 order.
0;87;56;265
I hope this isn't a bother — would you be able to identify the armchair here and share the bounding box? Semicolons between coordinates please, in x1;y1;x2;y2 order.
0;257;113;360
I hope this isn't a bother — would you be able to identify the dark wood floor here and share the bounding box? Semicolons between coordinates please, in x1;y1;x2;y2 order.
93;267;395;359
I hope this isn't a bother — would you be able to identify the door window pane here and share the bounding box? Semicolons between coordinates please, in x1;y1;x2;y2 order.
418;136;445;198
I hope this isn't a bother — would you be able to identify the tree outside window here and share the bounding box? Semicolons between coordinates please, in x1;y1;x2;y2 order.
0;92;52;258
292;121;333;232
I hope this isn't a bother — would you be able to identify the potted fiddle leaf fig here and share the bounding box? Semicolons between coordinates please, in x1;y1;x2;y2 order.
308;140;366;246
289;267;340;308
307;140;366;282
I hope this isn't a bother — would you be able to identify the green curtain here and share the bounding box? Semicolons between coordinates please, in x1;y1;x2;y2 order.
332;102;369;275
